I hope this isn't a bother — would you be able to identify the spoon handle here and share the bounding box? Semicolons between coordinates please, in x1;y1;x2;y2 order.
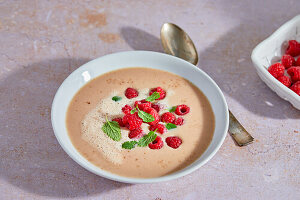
228;110;254;146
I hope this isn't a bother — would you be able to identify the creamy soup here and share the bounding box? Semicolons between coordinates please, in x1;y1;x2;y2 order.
66;68;215;178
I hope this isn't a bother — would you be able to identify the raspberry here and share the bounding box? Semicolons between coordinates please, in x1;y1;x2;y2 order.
125;88;138;99
122;114;130;125
149;87;166;100
296;57;300;66
281;54;295;69
290;81;300;96
128;127;144;139
173;117;184;126
112;117;125;127
287;66;300;83
134;100;152;111
148;136;163;149
151;104;160;113
175;104;190;116
122;104;132;114
166;136;182;149
143;107;160;126
161;112;176;123
277;76;292;87
268;63;285;79
149;123;167;134
286;40;300;57
122;113;142;130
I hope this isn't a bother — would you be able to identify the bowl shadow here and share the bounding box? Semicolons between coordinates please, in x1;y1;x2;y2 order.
0;58;129;197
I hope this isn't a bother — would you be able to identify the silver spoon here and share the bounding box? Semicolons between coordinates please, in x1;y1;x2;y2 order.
160;23;254;146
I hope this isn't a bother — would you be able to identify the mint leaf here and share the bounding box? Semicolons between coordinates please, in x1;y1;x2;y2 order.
102;119;121;141
137;131;157;147
169;106;176;112
166;123;177;130
112;96;122;102
122;141;138;149
145;92;160;102
138;109;155;122
130;107;137;114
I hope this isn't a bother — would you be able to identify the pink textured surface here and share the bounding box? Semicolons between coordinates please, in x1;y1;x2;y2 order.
0;0;300;199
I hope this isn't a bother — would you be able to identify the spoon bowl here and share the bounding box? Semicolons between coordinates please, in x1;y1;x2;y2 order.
161;23;198;65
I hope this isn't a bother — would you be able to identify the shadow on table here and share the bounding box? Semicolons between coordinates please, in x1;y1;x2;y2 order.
120;25;300;119
0;58;129;197
120;26;164;52
197;23;300;120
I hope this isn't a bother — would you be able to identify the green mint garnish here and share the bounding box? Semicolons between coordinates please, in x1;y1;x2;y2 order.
169;106;176;112
101;116;121;141
130;107;137;114
122;129;158;150
137;130;157;147
112;96;122;102
122;141;138;149
137;107;155;122
166;123;177;130
145;92;160;102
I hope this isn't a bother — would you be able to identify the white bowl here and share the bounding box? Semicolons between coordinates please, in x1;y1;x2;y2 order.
51;51;229;183
251;15;300;110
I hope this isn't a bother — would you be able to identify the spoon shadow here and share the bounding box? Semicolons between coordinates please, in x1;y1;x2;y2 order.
120;26;164;52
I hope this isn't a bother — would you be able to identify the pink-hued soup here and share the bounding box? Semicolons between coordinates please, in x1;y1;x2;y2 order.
66;68;215;178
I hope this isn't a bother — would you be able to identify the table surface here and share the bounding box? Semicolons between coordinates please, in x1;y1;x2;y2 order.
1;0;300;199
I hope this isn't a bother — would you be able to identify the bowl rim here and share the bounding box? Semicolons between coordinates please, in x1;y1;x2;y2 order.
51;50;229;183
251;15;300;102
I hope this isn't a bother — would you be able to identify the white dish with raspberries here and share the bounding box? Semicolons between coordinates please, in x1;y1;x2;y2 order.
251;15;300;110
51;51;229;183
